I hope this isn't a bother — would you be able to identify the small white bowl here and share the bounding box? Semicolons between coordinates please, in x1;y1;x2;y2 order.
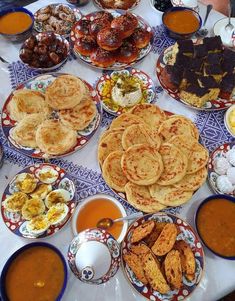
71;193;128;243
225;104;235;137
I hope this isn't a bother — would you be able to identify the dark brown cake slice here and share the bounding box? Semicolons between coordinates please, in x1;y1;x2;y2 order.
194;44;207;58
219;73;235;100
204;64;224;81
161;65;184;90
206;53;223;65
180;83;210;107
198;76;220;100
203;36;223;53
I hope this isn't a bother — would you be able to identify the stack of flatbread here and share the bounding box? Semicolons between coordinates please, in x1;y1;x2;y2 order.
8;75;97;156
98;104;208;212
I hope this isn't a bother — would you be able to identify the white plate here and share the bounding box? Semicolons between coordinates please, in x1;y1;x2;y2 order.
213;17;235;48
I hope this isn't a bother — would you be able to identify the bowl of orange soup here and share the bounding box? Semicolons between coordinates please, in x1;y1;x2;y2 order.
0;7;34;42
72;194;128;243
162;6;201;39
195;194;235;260
0;242;67;301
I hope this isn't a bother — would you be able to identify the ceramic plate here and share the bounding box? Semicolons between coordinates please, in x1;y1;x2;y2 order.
170;0;199;11
93;0;141;10
156;45;235;111
96;68;155;116
34;3;82;36
213;17;235;48
1;73;102;159
208;142;235;196
121;212;204;301
70;11;153;71
1;163;76;239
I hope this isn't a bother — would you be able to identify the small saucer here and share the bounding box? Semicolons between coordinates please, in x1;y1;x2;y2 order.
213;17;235;48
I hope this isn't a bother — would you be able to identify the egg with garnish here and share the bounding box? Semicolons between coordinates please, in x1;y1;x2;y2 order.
30;184;52;200
26;214;50;237
47;203;69;226
45;189;70;208
4;192;28;213
37;167;59;184
22;197;45;220
16;173;38;193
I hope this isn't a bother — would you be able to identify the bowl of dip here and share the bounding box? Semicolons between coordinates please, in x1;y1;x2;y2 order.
0;242;67;301
0;7;34;42
162;6;202;39
195;194;235;260
225;104;235;138
71;193;128;243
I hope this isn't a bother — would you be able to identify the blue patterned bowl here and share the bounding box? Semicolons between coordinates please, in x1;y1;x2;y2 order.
0;7;34;42
0;242;68;300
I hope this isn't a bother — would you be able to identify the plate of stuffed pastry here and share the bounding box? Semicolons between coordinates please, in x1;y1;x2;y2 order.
93;0;141;10
1;73;101;159
98;104;208;213
156;36;235;111
1;163;76;238
70;11;153;70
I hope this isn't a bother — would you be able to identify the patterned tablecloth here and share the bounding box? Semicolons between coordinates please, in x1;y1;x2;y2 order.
0;1;234;301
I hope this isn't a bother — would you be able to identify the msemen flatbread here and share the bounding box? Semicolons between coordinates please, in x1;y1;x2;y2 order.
102;151;128;192
99;128;124;144
168;134;198;158
125;182;166;213
121;144;163;185
45;74;88;110
11;113;45;148
130;103;166;129
158;143;188;186
186;143;209;174
35;119;77;156
174;167;207;191
109;113;145;129
7;89;51;122
59;95;97;130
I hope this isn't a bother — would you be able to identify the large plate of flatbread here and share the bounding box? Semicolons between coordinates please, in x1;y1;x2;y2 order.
2;73;102;158
122;212;204;301
98;104;208;212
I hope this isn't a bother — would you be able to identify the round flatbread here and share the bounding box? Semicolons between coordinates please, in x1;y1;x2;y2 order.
149;183;193;206
158;115;199;141
110;113;145;129
102;151;128;192
187;143;209;174
158;143;188;186
7;89;51;122
35;119;77;156
130;104;166;129
174;167;207;191
99;128;124;144
168;135;197;158
125;182;166;213
59;95;97;131
45;75;88;110
122;124;161;150
121;144;163;186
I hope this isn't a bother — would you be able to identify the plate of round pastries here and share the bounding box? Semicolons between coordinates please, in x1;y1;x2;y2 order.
98;104;209;213
122;212;204;301
70;11;153;70
1;73;102;159
34;3;82;35
93;0;141;10
96;68;155;116
156;37;235;111
1;163;76;239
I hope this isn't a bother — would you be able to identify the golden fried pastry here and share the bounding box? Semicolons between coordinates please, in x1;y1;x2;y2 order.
131;243;151;255
123;252;148;285
7;89;51;122
111;13;138;39
74;19;91;38
121;144;163;185
130;28;152;49
45;75;88;110
102;151;128;192
90;47;116;68
144;222;167;248
11;113;45;148
116;40;139;64
22;197;45;220
131;220;155;243
174;167;207;191
89;17;111;39
97;28;123;51
59;95;97;131
164;250;182;290
110;112;145;129
35;119;77;156
74;35;97;56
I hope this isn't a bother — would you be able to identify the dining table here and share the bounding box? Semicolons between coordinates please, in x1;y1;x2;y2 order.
0;0;235;300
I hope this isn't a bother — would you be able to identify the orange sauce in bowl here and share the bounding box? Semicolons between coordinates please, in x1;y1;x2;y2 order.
76;198;124;240
0;11;32;34
164;10;200;34
197;199;235;257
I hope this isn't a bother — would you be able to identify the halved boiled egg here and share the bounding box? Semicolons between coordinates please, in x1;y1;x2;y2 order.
16;173;38;193
22;197;45;220
26;214;50;237
47;203;69;226
4;192;28;212
30;184;52;200
37;167;59;184
45;189;70;208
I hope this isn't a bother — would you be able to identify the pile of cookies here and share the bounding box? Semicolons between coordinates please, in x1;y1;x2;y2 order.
123;220;196;293
98;104;208;212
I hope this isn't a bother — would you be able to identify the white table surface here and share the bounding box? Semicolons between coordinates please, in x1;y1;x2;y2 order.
0;1;235;301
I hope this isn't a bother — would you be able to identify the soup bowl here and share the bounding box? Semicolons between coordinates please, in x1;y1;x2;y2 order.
0;7;34;42
162;6;202;39
0;242;68;301
195;194;235;260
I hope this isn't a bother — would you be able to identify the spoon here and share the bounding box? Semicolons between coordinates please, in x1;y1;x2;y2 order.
196;4;213;38
0;56;9;64
225;1;234;32
97;212;143;229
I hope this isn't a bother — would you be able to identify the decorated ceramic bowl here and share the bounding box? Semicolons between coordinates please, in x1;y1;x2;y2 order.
225;104;235;137
93;0;141;10
68;228;121;284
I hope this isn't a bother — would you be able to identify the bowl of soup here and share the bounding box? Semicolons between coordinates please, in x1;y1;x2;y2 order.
0;7;34;42
72;193;128;243
162;6;202;39
0;242;67;301
195;194;235;260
